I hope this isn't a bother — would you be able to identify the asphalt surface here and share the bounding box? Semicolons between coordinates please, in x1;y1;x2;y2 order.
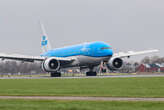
0;96;164;101
0;74;164;79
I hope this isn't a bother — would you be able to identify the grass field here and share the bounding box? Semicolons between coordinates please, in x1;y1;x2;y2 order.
0;99;164;110
0;77;164;97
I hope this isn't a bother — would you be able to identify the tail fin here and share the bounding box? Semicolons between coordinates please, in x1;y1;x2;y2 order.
40;21;52;53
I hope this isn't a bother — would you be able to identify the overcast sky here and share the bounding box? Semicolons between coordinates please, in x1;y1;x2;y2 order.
0;0;163;60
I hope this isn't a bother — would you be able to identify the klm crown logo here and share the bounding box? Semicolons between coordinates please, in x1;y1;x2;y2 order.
41;36;48;46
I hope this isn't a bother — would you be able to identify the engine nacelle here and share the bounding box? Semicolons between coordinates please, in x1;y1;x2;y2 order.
42;58;60;72
107;57;123;70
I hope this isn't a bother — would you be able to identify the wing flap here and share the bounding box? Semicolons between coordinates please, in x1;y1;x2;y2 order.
0;53;45;62
0;53;74;62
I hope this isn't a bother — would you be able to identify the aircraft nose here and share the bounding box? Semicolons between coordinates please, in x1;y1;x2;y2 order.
110;49;113;56
105;49;113;56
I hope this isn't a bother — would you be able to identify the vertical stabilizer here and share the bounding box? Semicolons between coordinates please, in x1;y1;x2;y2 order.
40;22;52;53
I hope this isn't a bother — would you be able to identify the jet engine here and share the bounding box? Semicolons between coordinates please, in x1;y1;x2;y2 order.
42;58;60;72
107;57;123;70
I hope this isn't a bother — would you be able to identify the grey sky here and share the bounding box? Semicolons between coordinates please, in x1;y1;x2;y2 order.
0;0;163;60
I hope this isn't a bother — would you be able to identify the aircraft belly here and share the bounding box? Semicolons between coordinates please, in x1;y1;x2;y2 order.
60;55;111;69
76;55;110;66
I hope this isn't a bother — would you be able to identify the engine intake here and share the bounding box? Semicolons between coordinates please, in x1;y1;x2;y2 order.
107;57;123;70
42;58;60;72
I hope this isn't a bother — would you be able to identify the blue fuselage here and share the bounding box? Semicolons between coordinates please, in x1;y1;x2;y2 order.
41;41;113;58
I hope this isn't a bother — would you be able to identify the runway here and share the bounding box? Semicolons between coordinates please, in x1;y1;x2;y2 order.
0;74;164;79
0;74;164;102
0;96;164;101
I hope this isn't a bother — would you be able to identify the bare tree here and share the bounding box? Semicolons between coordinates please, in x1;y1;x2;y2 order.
141;56;151;64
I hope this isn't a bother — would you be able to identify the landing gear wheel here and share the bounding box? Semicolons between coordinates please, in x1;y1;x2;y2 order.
51;72;61;77
86;71;97;76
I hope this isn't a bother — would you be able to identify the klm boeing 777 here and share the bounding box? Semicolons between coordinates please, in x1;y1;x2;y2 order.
0;23;159;77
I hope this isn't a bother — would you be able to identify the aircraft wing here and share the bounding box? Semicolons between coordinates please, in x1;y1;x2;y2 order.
113;49;159;58
0;53;74;62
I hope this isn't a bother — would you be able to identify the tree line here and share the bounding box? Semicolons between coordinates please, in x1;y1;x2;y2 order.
0;56;164;74
141;56;164;64
0;60;44;74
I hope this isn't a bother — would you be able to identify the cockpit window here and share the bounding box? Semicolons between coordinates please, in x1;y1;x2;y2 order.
101;47;112;50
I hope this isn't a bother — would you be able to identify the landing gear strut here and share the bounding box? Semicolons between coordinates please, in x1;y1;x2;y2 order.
50;72;61;77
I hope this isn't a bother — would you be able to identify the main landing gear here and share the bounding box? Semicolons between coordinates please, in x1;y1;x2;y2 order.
86;71;97;76
86;66;97;76
50;72;61;77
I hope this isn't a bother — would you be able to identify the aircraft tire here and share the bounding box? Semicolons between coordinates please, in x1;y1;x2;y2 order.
51;72;61;77
86;71;97;76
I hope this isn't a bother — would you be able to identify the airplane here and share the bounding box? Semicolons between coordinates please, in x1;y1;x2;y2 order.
0;23;159;77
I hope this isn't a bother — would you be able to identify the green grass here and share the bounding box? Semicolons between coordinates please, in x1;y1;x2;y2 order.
0;77;164;97
0;99;164;110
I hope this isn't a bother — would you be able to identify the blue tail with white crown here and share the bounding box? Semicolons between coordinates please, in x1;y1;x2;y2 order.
40;22;52;53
